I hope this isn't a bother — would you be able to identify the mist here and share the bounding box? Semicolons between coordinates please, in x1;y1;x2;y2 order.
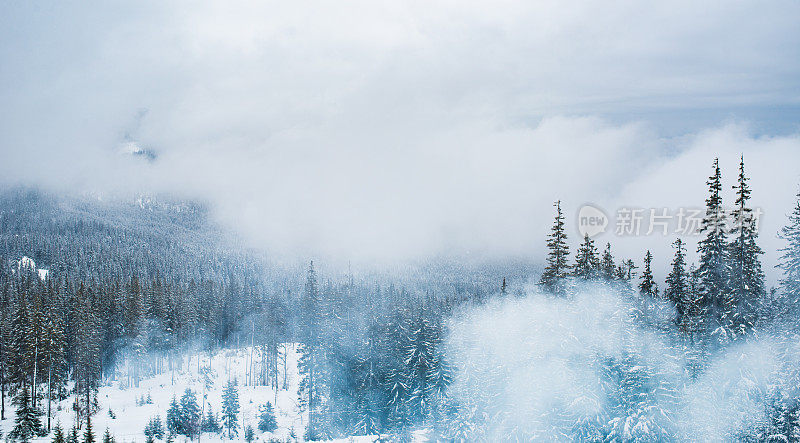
2;1;800;278
445;283;800;441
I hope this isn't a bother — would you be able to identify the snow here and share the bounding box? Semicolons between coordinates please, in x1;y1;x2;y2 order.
1;344;318;442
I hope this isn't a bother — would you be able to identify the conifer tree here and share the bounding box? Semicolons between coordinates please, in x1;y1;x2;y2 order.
201;407;221;433
573;234;600;280
101;428;113;443
539;201;571;292
258;402;278;433
82;418;94;443
665;239;689;325
778;190;800;313
697;158;731;340
727;155;765;335
221;379;240;439
179;388;201;437
601;243;616;281
166;396;181;435
10;384;44;442
68;426;79;443
52;423;66;443
638;251;658;297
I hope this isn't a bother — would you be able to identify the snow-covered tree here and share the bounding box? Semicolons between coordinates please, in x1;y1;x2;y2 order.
697;158;731;342
221;379;240;439
10;384;44;442
727;155;765;336
638;251;658;298
539;200;571;292
257;402;277;433
573;234;600;280
778;190;800;315
665;238;689;324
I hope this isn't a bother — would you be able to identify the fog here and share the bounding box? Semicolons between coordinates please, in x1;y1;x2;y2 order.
445;283;800;441
1;1;800;280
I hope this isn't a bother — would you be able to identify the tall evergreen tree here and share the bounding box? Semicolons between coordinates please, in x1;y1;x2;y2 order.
601;243;616;281
179;388;201;438
778;190;800;314
221;379;240;439
727;155;765;335
697;158;730;340
10;384;44;442
573;234;600;280
539;201;571;292
639;251;658;297
665;239;689;325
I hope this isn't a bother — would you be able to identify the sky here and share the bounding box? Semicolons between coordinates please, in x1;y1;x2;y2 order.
1;1;800;282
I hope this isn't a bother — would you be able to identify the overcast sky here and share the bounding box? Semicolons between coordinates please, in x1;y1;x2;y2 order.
1;1;800;282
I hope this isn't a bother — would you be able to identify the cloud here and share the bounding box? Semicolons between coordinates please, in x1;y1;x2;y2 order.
1;1;799;277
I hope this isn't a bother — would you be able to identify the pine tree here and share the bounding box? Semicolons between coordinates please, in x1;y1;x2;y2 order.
52;423;66;443
539;200;571;292
101;428;114;443
221;379;240;439
179;388;201;437
298;261;326;440
244;425;255;443
10;384;44;442
638;251;658;297
201;407;221;433
778;190;800;314
697;158;731;341
166;396;181;435
258;402;278;433
573;234;600;280
82;417;94;443
665;239;689;325
68;426;79;443
727;155;765;336
601;243;616;281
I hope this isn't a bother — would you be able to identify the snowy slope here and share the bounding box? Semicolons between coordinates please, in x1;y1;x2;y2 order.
2;345;310;443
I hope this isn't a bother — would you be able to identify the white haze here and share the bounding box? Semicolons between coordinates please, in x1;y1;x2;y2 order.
445;284;800;441
1;1;800;281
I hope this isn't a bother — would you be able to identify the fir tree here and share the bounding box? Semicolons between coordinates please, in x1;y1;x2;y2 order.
539;200;571;292
166;396;181;435
101;428;113;443
179;388;201;437
68;426;79;443
201;407;221;433
639;251;658;297
244;425;255;443
221;379;240;439
573;234;600;280
665;239;689;325
258;402;278;433
82;418;94;443
10;384;44;442
52;423;66;443
778;190;800;315
601;243;616;281
697;158;731;341
727;155;765;336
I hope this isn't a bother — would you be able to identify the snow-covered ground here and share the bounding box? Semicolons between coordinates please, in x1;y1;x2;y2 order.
1;344;337;442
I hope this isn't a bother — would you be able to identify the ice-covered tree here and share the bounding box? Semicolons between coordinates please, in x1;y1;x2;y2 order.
727;155;765;335
778;190;800;314
573;234;600;280
257;402;278;433
697;158;731;341
221;379;240;439
539;200;571;292
665;238;689;324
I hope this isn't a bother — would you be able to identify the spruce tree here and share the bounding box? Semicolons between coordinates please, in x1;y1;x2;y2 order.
68;426;79;443
166;396;181;435
82;417;94;443
778;190;800;314
179;388;201;437
221;379;240;439
258;402;278;433
573;234;600;280
697;158;730;340
10;384;44;441
101;428;113;443
638;251;658;297
727;155;765;335
539;200;571;292
665;239;689;325
52;423;66;443
201;407;221;433
601;243;616;281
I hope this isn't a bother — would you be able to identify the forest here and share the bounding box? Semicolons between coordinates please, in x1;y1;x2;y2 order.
1;155;800;442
